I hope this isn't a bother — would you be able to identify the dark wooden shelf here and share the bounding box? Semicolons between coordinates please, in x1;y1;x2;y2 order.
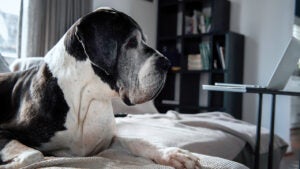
157;104;224;111
183;32;227;39
158;32;229;41
168;69;227;74
156;0;244;118
212;69;227;74
178;69;210;74
159;1;181;8
158;35;182;41
183;0;206;3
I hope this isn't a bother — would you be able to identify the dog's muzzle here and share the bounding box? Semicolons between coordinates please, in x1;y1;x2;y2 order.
124;56;170;105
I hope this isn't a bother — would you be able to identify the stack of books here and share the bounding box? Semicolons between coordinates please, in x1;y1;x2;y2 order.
187;54;202;70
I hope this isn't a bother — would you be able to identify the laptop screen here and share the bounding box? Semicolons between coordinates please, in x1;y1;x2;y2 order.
267;37;300;90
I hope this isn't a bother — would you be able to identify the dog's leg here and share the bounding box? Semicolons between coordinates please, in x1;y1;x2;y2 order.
0;139;43;169
113;136;201;169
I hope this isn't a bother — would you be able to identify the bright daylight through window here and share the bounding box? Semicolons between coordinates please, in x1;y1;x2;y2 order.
0;0;21;60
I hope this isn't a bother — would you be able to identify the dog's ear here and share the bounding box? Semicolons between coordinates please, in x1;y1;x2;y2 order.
75;19;118;75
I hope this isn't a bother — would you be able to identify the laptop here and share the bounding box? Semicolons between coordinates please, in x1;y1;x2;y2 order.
268;36;300;90
203;36;300;92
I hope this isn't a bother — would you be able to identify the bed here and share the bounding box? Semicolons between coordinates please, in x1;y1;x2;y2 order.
3;109;287;169
0;56;288;169
113;99;288;169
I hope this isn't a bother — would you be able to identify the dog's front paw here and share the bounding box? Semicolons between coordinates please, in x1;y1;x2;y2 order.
154;147;201;169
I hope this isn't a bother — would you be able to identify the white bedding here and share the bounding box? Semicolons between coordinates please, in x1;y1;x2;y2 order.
19;111;287;169
116;111;287;159
22;151;248;169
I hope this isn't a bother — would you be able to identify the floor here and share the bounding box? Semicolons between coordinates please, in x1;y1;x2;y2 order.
280;153;299;169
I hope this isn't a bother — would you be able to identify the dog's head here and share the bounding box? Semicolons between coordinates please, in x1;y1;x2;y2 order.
64;7;170;105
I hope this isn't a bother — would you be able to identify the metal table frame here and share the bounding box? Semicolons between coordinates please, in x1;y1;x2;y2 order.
204;86;300;169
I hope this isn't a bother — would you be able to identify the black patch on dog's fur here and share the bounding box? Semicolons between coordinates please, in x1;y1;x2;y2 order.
91;65;118;91
0;64;69;147
64;8;144;92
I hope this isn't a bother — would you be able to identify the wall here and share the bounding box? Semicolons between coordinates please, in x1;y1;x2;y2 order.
230;0;295;145
93;0;158;48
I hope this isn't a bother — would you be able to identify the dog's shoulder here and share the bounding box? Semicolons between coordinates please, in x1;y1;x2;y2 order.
0;66;45;123
0;64;69;146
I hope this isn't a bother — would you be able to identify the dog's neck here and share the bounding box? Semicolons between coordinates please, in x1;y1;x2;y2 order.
44;35;118;122
45;35;117;94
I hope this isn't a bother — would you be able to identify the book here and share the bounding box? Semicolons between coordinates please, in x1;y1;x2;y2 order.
203;7;211;33
199;14;206;33
185;16;193;34
219;46;225;69
216;43;226;69
187;54;202;70
192;10;200;34
199;42;211;70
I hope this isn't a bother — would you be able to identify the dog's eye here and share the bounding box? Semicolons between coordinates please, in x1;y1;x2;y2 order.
126;37;138;48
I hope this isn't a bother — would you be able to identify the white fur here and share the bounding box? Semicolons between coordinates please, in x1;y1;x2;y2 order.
41;35;117;156
138;56;160;90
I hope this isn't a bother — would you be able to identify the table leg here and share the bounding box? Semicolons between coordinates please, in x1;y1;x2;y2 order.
255;93;263;169
268;94;276;169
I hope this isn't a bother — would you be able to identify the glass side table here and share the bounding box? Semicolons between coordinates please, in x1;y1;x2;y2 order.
203;84;300;169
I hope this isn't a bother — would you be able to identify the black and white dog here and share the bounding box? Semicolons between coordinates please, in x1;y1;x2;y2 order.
0;8;200;169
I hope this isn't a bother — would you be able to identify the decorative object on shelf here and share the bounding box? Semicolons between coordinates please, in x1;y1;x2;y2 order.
184;8;211;35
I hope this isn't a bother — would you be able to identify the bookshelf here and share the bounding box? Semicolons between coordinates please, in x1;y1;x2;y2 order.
155;0;245;119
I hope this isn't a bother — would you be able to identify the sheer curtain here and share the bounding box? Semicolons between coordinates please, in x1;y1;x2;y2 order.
18;0;92;58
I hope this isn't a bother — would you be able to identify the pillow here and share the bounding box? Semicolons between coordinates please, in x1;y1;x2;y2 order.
0;54;10;73
9;57;44;72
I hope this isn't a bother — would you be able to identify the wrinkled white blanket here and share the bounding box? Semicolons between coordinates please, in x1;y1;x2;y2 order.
13;111;288;169
116;111;287;157
22;151;248;169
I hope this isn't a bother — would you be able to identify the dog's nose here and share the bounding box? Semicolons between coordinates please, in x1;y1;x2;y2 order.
156;57;171;71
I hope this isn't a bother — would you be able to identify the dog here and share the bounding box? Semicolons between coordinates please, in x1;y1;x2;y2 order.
0;8;201;169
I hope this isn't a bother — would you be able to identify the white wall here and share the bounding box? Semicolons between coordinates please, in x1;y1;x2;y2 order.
93;0;158;48
230;0;295;145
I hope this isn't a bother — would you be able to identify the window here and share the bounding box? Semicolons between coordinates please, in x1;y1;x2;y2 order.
0;0;21;63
